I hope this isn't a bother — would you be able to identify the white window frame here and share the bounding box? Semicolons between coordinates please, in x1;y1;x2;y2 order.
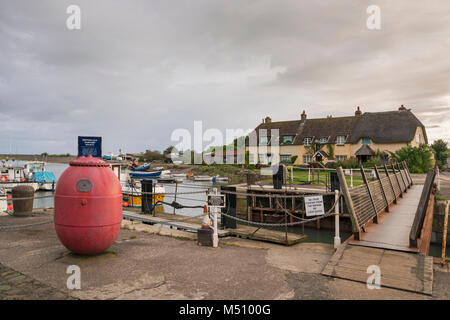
280;154;291;163
259;136;269;146
258;154;265;163
336;135;346;145
416;134;421;144
319;137;328;144
303;155;312;163
304;137;312;146
336;155;347;162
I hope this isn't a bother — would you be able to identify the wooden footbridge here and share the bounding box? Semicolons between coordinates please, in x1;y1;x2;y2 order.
323;161;437;295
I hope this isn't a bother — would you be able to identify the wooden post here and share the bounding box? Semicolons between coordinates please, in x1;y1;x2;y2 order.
374;166;389;212
391;164;403;198
384;164;397;204
442;201;449;266
336;167;361;240
360;165;378;223
403;160;414;186
396;161;408;192
401;161;412;187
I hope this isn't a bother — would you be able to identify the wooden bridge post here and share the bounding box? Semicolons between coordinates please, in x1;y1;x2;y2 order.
396;161;408;192
374;166;389;212
391;164;403;198
360;165;378;224
403;161;414;186
336;167;361;240
384;164;397;204
402;161;412;187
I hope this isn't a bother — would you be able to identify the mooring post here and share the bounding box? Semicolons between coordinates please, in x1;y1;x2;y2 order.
442;201;449;266
437;167;441;192
334;190;341;249
212;188;219;248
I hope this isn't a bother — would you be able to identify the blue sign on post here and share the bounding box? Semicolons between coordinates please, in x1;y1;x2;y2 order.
78;136;102;158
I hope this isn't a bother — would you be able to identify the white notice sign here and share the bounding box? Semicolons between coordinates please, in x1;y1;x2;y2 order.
305;195;325;217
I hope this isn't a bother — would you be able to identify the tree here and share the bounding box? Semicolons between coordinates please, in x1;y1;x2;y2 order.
326;144;335;160
431;139;449;170
141;149;164;162
163;146;175;157
389;144;433;173
305;142;324;156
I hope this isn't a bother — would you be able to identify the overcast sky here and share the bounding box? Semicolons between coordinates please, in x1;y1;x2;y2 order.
0;1;449;155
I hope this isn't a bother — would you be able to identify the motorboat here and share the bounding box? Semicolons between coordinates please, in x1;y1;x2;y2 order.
0;162;39;192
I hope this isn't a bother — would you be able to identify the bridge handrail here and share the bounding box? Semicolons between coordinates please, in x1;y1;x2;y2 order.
409;168;436;247
337;161;413;239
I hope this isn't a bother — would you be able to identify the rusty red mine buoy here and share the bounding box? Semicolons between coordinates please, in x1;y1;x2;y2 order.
54;155;122;255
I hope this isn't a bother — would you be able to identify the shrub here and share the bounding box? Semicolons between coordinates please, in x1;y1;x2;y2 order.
389;144;433;173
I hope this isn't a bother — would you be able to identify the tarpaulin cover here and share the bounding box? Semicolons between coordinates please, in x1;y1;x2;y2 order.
33;171;57;183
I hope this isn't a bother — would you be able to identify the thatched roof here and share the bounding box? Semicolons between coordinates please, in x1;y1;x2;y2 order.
296;116;357;145
249;108;426;147
348;110;427;144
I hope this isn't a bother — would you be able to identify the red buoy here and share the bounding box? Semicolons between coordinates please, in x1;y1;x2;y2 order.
54;156;122;254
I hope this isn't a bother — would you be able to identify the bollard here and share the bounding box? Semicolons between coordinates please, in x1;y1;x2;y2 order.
334;190;341;249
11;185;34;216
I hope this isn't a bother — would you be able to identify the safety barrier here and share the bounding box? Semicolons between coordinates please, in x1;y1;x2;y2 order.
337;161;413;240
409;168;436;248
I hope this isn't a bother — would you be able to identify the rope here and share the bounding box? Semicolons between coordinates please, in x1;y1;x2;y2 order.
219;194;340;227
154;200;204;209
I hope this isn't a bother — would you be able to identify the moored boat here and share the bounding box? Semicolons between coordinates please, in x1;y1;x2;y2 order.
129;170;162;178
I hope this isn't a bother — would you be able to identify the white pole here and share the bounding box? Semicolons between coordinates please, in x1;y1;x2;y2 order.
291;166;294;183
334;190;341;249
212;188;219;248
308;167;311;182
350;169;353;188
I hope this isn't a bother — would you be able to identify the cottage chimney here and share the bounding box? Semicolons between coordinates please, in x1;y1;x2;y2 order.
301;110;307;122
355;106;362;116
265;116;272;124
399;104;407;111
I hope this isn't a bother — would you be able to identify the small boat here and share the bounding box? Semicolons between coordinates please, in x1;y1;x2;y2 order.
33;171;57;191
0;163;39;192
122;183;165;208
193;175;213;181
24;161;57;191
212;176;229;183
172;173;187;178
129;171;162;178
132;163;151;171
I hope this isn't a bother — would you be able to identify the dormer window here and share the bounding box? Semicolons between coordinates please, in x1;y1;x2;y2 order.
319;137;328;144
259;136;270;145
361;137;371;144
304;137;312;146
336;135;346;145
281;135;295;145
